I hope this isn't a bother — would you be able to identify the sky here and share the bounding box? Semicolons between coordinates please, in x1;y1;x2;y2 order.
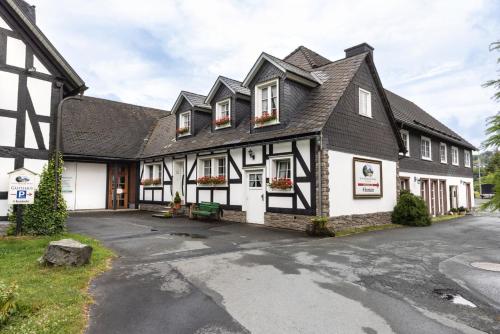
29;0;500;148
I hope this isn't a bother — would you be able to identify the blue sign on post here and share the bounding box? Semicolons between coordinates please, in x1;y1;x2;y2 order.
16;190;27;199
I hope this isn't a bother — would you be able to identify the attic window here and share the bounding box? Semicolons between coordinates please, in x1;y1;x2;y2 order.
178;111;191;136
215;98;231;129
359;88;372;118
255;79;279;127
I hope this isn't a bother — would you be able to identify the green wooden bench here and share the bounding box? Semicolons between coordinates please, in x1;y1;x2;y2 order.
191;202;222;221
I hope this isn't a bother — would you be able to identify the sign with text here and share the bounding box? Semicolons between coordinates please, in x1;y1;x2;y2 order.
8;168;37;205
353;158;383;198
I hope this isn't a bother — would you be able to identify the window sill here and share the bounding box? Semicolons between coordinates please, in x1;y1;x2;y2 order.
399;152;410;157
359;113;372;119
143;184;163;188
255;120;279;128
197;183;228;188
421;157;432;161
440;160;447;164
452;163;459;166
215;124;231;130
267;185;294;193
178;133;191;137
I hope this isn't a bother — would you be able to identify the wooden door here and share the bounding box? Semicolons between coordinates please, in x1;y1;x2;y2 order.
431;180;439;216
439;180;447;214
420;179;430;213
108;164;129;209
465;183;472;210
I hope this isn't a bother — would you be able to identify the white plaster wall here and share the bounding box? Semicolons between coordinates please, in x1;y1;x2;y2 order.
24;158;47;187
6;37;26;68
163;185;172;202
329;150;397;217
27;78;52;116
268;196;293;209
62;162;107;210
0;71;19;111
400;171;475;210
230;183;244;206
24;114;38;149
0;117;17;147
246;145;263;165
154;189;162;201
296;139;311;170
273;142;292;153
0;15;12;30
33;56;51;75
0;200;8;218
144;190;152;201
139;185;144;201
213;190;227;205
296;182;311;209
0;158;15;191
199;190;211;202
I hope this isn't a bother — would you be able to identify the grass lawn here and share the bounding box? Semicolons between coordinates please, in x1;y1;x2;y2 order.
335;224;402;237
0;233;114;334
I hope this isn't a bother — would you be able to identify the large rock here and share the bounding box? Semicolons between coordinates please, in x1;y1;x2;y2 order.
40;239;93;266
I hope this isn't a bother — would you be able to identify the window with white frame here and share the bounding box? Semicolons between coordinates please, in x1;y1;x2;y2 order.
269;157;292;180
215;99;231;129
255;79;279;126
143;163;162;186
439;143;447;163
178;111;191;135
198;156;227;182
421;137;432;160
451;146;459;166
464;150;471;168
217;157;226;177
358;88;372;118
202;159;212;177
400;130;410;156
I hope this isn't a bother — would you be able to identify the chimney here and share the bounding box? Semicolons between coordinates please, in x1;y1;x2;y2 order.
344;43;374;58
17;0;36;24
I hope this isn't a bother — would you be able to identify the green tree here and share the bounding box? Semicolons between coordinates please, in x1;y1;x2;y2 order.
18;153;67;235
482;41;500;211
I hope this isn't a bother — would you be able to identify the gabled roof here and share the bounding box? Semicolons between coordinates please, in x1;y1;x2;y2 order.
171;91;211;114
61;96;167;159
1;0;86;94
205;76;250;104
385;90;477;150
141;52;372;158
284;45;332;71
242;52;321;88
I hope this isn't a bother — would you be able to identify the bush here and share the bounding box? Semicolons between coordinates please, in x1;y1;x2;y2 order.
392;191;432;226
10;153;67;235
174;191;181;204
0;281;18;326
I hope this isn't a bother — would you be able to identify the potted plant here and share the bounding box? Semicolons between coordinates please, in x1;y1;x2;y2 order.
176;127;189;135
306;216;335;237
196;176;226;185
215;116;231;127
254;111;277;126
174;191;182;209
449;207;457;215
458;206;467;215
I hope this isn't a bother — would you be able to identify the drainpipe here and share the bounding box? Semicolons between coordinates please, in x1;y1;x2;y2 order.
54;94;83;210
317;133;323;217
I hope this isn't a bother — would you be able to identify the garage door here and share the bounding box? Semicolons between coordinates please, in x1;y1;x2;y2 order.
63;162;107;210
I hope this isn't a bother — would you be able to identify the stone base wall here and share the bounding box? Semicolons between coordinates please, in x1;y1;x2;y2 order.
264;212;312;231
328;212;392;231
222;210;247;223
139;203;169;212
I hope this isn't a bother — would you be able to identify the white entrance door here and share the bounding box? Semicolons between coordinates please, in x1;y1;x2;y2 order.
173;161;185;203
245;170;265;224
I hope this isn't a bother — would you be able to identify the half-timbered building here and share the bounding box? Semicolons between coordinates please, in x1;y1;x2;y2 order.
0;1;475;230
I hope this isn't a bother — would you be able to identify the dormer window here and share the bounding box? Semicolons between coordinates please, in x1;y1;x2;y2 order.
177;111;191;136
215;98;231;129
359;88;372;118
255;79;279;127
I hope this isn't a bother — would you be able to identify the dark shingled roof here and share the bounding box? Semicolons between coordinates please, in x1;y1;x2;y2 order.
284;45;332;71
385;90;476;150
182;91;211;109
62;96;167;159
263;52;321;84
219;76;250;96
13;0;35;23
141;53;368;158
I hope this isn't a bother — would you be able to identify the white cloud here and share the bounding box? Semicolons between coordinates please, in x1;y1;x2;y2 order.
30;0;500;146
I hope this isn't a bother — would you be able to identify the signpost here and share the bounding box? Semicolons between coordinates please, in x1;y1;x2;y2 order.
353;158;383;198
8;168;37;235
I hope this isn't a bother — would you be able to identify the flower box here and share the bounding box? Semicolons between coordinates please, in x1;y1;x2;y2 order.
177;127;189;135
197;175;226;185
141;178;162;186
215;116;231;127
268;178;293;190
255;110;277;125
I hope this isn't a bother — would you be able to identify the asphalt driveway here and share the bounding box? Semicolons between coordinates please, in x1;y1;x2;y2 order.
68;212;500;334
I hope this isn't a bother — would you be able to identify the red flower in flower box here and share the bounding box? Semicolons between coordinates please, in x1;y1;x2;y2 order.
177;127;189;135
254;110;277;125
215;116;231;127
197;175;227;185
268;178;293;190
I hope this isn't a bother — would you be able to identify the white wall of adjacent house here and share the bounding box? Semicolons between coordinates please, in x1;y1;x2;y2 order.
328;150;398;217
399;171;474;212
0;19;56;218
62;162;107;210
